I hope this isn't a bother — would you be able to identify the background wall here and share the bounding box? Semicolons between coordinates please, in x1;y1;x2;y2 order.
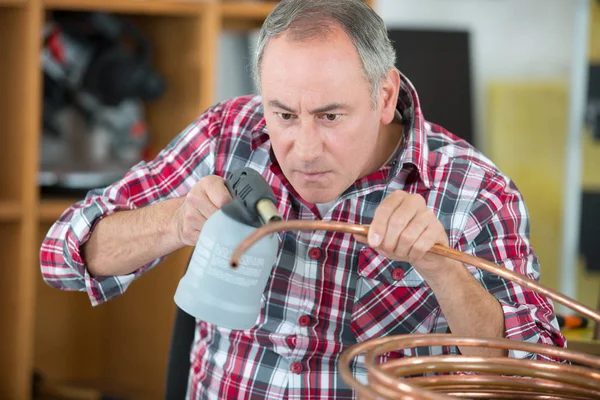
217;32;256;102
378;0;578;151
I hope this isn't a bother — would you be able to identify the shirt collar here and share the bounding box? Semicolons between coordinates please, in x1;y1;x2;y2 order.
250;106;269;151
390;71;432;189
250;70;432;189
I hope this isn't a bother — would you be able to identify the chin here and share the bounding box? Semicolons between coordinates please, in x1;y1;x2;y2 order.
285;169;344;204
295;186;339;204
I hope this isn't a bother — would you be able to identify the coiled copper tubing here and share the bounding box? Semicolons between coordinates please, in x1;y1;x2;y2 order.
230;220;600;400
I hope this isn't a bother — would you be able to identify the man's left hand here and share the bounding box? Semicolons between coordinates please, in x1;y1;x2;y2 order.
355;190;452;277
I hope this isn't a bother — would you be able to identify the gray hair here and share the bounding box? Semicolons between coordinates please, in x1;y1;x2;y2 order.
251;0;397;106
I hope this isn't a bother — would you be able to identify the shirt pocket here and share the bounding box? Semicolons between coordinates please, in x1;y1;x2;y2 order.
350;247;437;344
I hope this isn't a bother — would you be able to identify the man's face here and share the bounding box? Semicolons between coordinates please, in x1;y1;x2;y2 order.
260;26;390;204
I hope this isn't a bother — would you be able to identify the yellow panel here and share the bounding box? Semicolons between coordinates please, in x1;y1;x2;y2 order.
487;82;567;292
582;131;600;190
580;0;600;309
487;81;600;310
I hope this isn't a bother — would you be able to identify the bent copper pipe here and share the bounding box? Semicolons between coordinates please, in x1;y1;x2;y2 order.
230;219;600;323
339;334;600;400
229;219;600;400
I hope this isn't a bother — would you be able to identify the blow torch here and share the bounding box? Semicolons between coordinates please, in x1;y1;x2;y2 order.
174;167;282;330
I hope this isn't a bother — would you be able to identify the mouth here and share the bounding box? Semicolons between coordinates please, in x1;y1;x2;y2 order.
296;170;330;180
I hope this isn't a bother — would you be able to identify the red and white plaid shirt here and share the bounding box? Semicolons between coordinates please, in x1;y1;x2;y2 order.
40;75;565;399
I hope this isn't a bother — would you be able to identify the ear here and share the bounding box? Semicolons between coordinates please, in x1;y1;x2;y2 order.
379;68;401;125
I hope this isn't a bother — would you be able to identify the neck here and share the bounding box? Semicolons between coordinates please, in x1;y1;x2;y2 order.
380;120;404;165
363;118;404;177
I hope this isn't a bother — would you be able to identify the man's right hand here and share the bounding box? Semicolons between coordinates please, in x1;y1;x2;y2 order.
172;175;233;246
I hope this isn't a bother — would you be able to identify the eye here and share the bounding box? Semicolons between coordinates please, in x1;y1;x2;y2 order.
277;113;295;121
322;114;341;122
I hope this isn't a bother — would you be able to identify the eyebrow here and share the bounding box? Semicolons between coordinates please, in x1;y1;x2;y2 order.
268;99;349;114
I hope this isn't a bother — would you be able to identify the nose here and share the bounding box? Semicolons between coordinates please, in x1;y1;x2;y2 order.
294;121;323;163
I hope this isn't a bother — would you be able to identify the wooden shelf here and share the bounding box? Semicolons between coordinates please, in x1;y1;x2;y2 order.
220;1;277;20
219;1;374;30
0;201;21;221
44;0;214;15
0;0;26;7
39;198;78;223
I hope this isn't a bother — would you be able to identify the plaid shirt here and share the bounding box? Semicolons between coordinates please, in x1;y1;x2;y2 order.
40;75;565;399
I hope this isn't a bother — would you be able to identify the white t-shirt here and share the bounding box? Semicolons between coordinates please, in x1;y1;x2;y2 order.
316;199;338;217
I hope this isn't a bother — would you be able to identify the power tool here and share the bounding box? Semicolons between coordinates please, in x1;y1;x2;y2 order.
174;168;282;330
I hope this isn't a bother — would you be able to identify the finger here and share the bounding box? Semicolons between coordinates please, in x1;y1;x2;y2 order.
374;248;394;260
406;225;437;263
205;176;233;208
369;193;406;248
189;190;219;219
354;234;368;245
379;200;419;255
181;202;210;239
393;209;431;260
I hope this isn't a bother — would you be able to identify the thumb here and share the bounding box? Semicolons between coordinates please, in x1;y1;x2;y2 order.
206;176;233;208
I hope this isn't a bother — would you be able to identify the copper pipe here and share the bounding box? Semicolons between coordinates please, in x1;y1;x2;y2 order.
229;219;600;399
405;375;600;398
339;334;600;400
230;220;600;323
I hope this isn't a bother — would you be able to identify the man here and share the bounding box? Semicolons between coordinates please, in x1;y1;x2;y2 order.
40;0;565;398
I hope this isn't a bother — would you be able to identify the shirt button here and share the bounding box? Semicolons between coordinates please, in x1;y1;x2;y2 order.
298;315;312;327
308;247;322;260
392;268;404;281
290;361;303;374
286;334;296;349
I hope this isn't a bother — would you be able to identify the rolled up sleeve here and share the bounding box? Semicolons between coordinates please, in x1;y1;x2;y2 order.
40;106;222;305
461;176;566;360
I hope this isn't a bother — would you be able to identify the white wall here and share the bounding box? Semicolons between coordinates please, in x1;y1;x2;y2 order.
216;31;256;103
376;0;578;151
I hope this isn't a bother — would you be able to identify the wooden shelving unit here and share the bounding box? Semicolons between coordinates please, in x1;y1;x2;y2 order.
39;199;77;222
221;1;278;20
0;201;22;221
0;1;374;399
220;1;278;30
44;0;211;15
0;0;25;6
